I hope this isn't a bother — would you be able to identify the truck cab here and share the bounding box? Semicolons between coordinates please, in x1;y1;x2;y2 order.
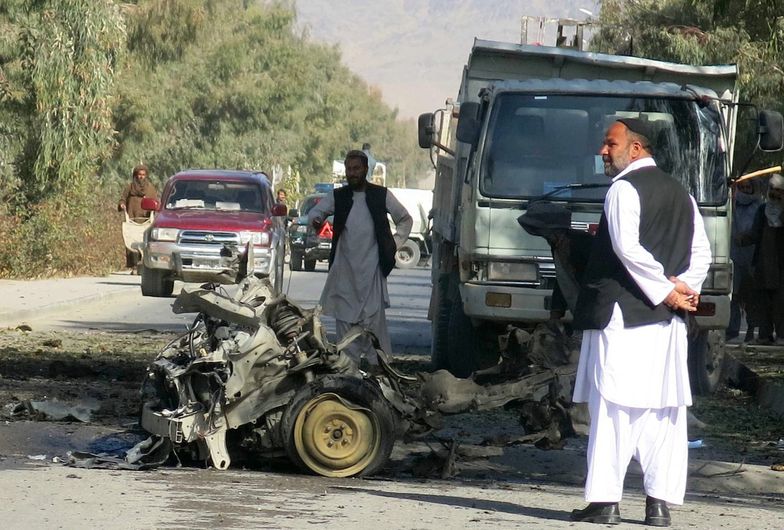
419;39;782;393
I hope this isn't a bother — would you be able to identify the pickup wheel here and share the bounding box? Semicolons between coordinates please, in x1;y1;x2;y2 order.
446;295;500;377
281;375;396;478
395;240;421;269
688;329;725;395
290;251;303;271
304;258;317;271
140;266;174;297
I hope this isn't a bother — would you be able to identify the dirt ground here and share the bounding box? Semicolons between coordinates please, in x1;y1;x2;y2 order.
0;327;783;476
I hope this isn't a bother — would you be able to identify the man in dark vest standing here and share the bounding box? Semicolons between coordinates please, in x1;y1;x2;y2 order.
308;150;412;364
569;119;711;527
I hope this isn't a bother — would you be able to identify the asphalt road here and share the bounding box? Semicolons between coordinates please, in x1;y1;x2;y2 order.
32;262;432;356
3;265;784;528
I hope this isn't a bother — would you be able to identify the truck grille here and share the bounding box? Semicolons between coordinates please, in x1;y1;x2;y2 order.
179;230;239;246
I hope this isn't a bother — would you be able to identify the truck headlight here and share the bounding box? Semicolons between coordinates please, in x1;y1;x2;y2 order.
487;261;538;282
240;231;270;246
150;228;179;242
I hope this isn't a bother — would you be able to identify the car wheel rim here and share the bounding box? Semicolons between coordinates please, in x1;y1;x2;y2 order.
293;393;380;477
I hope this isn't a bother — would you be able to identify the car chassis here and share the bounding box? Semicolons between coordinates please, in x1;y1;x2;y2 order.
138;253;578;477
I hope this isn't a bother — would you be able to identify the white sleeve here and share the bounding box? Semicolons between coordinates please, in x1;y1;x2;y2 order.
307;192;335;225
605;181;675;306
676;197;712;292
386;190;413;248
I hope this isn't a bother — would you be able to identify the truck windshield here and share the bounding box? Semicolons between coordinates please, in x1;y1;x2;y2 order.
480;93;728;205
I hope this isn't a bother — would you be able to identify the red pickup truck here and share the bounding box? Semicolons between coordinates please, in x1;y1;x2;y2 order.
139;169;286;297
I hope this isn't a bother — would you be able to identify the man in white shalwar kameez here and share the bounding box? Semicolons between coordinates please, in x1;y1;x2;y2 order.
308;150;412;364
570;120;711;527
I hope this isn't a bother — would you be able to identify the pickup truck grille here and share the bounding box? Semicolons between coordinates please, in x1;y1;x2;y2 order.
179;230;239;246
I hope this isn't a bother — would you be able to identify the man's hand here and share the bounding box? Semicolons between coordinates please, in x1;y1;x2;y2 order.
665;276;699;311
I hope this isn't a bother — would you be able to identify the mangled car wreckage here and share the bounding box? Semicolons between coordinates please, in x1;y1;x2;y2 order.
137;263;578;478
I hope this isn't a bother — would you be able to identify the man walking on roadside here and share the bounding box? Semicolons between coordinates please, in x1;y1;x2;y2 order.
308;150;412;364
570;119;711;527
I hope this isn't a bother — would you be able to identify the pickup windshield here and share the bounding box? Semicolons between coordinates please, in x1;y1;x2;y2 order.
480;93;728;205
165;181;267;212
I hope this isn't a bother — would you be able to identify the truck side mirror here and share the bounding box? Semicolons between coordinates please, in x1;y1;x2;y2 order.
140;197;159;211
271;203;287;217
759;110;784;152
455;102;481;146
288;208;299;218
418;113;436;148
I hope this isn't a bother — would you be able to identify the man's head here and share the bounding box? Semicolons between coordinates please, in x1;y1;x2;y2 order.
277;189;287;202
133;164;148;181
344;150;369;190
599;119;653;177
768;174;784;202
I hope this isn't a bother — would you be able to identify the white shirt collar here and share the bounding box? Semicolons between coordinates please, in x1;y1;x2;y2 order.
612;157;657;182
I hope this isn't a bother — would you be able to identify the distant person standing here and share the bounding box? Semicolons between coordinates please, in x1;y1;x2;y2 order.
118;164;157;273
746;174;784;344
728;179;762;342
308;150;412;364
276;189;287;206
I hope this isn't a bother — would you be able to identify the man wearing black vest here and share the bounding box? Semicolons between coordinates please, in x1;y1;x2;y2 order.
569;119;711;527
308;150;412;364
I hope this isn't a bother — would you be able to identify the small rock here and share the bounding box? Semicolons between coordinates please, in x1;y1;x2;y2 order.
771;463;784;472
16;324;32;332
42;338;62;348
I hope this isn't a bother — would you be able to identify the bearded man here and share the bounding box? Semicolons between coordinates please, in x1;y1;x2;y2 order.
118;164;157;272
308;150;412;364
570;119;711;527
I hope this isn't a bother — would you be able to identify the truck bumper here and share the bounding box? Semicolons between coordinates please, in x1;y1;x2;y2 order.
459;283;730;330
144;241;272;282
460;282;550;323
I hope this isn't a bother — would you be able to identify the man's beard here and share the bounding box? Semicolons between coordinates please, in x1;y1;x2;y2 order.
604;151;631;177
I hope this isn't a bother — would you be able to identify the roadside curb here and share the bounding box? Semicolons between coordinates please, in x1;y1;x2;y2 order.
724;350;784;418
0;283;140;329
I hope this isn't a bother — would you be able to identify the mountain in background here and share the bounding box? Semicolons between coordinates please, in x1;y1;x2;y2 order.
295;0;597;117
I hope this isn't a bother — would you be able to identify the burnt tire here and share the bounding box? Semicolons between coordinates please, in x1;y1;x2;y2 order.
304;258;317;271
290;251;303;271
395;239;421;269
688;329;725;395
446;295;500;378
281;375;396;478
140;266;174;297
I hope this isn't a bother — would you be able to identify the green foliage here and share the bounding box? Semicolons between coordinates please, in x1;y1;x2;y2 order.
0;0;429;278
592;0;784;172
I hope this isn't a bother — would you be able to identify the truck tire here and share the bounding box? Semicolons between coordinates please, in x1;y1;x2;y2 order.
395;240;421;269
140;266;174;297
430;273;452;371
688;329;725;395
304;258;317;271
446;295;500;377
290;251;303;271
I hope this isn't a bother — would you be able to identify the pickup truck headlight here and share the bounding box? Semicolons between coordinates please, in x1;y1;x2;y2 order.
487;261;538;282
296;225;307;233
150;227;179;242
240;231;270;246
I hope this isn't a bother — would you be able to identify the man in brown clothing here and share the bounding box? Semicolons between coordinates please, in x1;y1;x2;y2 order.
118;164;157;271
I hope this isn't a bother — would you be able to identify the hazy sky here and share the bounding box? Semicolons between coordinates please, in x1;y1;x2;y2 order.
295;0;598;118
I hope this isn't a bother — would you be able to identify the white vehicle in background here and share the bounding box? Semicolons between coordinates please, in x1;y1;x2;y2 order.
389;187;433;269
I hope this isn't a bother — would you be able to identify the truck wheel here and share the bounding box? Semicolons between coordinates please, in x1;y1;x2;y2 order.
140;266;174;297
446;296;500;377
290;251;303;271
395;240;421;269
688;329;725;395
304;258;317;271
281;375;396;478
430;274;452;371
